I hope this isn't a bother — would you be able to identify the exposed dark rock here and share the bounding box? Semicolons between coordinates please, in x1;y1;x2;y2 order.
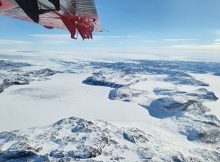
71;124;92;133
171;153;187;162
67;146;102;159
0;86;3;93
123;131;136;143
49;150;65;158
0;151;49;162
197;129;220;144
109;87;148;102
0;60;31;69
0;117;220;161
25;68;56;78
214;72;220;76
188;88;218;101
165;76;209;86
83;76;123;88
154;88;186;96
3;78;29;87
0;68;56;94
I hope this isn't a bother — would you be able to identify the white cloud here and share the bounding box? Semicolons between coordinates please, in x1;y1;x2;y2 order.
0;39;30;45
41;40;69;44
214;39;220;42
138;40;157;43
162;38;198;42
30;34;70;39
30;34;199;44
171;43;220;50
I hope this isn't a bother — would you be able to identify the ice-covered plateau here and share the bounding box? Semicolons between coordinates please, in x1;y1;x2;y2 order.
1;58;220;161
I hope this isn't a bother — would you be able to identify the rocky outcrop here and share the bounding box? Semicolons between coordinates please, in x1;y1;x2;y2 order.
83;70;147;88
154;87;218;101
188;88;218;101
83;71;124;88
0;60;31;69
0;85;3;93
0;151;49;162
0;117;220;162
214;72;220;76
109;87;151;104
83;76;124;88
0;68;56;93
148;98;220;144
153;88;186;96
108;85;220;145
24;68;56;78
87;61;213;87
164;76;209;86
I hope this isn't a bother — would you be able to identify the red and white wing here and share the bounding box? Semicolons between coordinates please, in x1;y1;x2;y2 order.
0;0;102;39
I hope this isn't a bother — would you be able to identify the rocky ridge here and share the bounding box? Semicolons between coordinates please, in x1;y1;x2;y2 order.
0;117;220;162
0;60;56;93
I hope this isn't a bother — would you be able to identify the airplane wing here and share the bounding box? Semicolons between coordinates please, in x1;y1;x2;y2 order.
0;0;102;39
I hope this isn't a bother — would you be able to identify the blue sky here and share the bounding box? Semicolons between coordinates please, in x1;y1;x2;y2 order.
0;0;220;61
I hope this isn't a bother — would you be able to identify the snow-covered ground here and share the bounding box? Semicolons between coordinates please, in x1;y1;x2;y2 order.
0;55;220;161
0;73;153;131
192;73;220;119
